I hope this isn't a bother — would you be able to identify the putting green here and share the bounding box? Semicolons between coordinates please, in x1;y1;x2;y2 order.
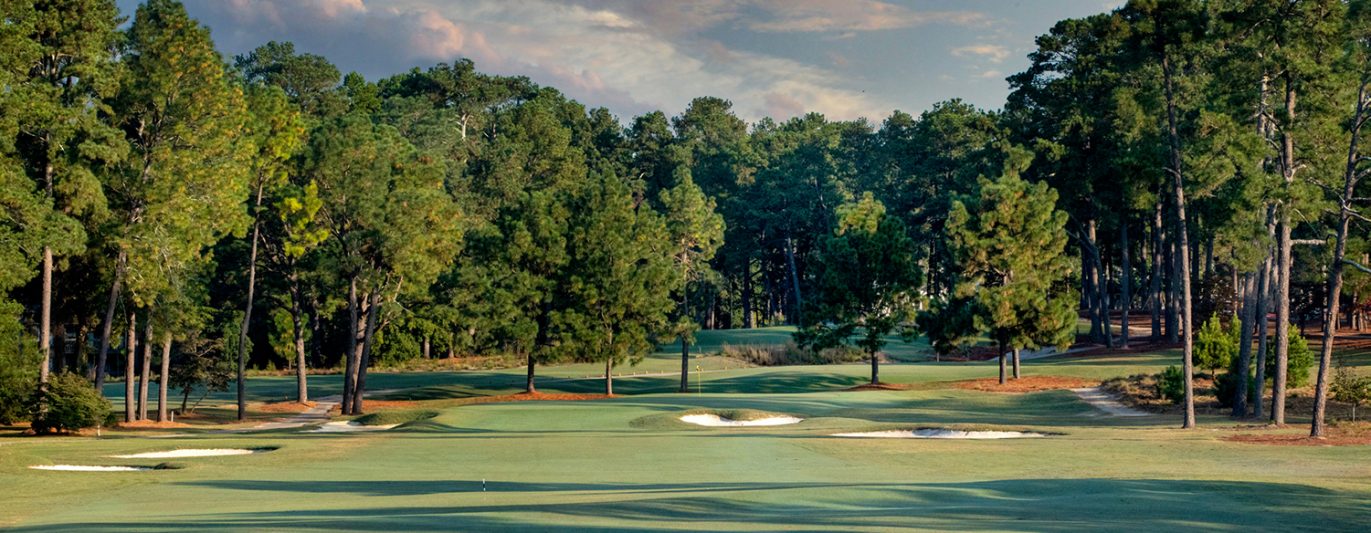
5;345;1370;530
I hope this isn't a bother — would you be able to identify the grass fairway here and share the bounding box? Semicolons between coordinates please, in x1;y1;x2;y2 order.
4;336;1371;530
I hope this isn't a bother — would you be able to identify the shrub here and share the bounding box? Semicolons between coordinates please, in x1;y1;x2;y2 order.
1331;365;1371;421
1157;365;1186;404
30;373;112;434
0;358;37;425
720;341;865;366
1265;325;1315;387
1194;315;1237;377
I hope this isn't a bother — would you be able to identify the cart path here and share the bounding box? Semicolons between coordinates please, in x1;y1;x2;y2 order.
1071;387;1152;417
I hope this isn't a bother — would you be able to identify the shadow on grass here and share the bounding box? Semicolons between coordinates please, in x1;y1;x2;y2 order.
15;478;1368;531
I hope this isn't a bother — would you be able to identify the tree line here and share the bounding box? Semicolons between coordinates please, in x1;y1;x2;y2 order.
2;0;1369;440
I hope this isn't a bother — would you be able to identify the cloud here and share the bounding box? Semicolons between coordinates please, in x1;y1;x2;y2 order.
746;0;990;33
951;44;1011;63
976;69;1004;79
183;0;900;122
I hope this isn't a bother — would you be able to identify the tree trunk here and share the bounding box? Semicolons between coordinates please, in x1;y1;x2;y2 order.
1085;220;1104;342
1151;201;1164;340
1121;220;1131;348
679;337;691;393
124;312;136;422
1012;348;1022;379
1254;248;1274;420
1273;211;1292;425
741;260;754;329
998;339;1007;385
604;357;614;396
342;277;359;413
353;292;380;415
94;259;123;393
1163;55;1196;429
870;349;879;385
157;332;171;422
236;185;264;421
422;336;431;359
785;236;802;325
1235;273;1256;417
137;318;152;421
291;295;308;404
1312;77;1368;438
526;353;537;394
40;246;52;385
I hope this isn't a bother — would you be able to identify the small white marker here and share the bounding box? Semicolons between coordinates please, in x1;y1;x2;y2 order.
482;478;486;491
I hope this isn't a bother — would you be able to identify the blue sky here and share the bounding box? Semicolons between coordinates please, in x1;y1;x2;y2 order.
120;0;1120;123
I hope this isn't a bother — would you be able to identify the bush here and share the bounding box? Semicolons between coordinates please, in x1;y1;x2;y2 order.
0;356;37;425
1265;325;1315;387
721;341;865;366
1157;365;1186;404
1331;365;1371;421
30;373;112;434
1194;315;1237;377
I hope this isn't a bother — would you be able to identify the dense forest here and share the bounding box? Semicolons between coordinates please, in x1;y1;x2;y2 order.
3;0;1370;439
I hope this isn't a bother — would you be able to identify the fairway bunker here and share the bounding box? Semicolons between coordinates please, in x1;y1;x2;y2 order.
307;421;399;433
29;463;183;472
109;447;278;459
833;428;1049;439
679;413;803;427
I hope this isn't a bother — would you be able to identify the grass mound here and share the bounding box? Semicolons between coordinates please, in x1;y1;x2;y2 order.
351;409;439;427
721;341;866;366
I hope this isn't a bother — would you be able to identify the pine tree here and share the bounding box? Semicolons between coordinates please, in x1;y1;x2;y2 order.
944;149;1077;384
110;0;253;420
555;172;678;396
660;174;724;392
796;193;921;385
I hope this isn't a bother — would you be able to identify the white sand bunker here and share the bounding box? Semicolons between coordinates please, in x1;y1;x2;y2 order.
679;414;803;427
833;429;1048;439
110;448;269;459
306;421;400;433
30;465;154;472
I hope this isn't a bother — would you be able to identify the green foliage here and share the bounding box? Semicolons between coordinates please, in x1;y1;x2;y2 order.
30;373;111;433
1331;364;1371;420
797;193;921;358
1194;315;1237;377
934;153;1076;356
1265;325;1315;388
554;172;679;369
0;315;40;424
1157;365;1186;404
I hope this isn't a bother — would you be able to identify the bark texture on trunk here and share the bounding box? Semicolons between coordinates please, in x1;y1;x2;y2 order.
1312;78;1368;438
157;332;171;422
1254;250;1273;420
1271;75;1299;427
1164;55;1196;429
94;261;123;392
353;292;380;415
526;353;537;394
124;313;136;422
998;340;1007;385
137;318;152;421
1235;273;1256;417
604;358;614;396
342;277;359;413
679;337;691;392
236;188;264;421
1120;221;1131;348
1012;348;1021;379
292;300;308;403
1151;201;1164;340
870;350;879;385
40;246;52;385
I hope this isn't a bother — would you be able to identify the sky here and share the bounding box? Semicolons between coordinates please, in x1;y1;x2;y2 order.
116;0;1121;123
